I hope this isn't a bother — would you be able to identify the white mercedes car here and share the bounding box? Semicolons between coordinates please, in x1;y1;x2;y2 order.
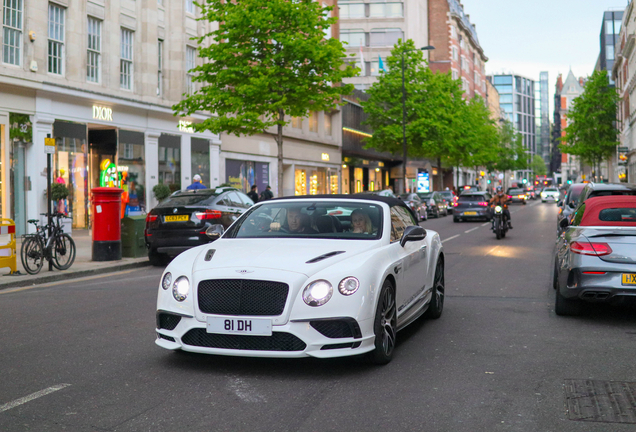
155;196;445;364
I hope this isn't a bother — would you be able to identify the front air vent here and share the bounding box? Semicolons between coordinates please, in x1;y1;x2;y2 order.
306;251;345;264
205;249;216;261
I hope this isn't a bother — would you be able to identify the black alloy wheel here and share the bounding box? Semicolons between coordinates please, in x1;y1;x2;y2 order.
425;257;444;319
369;279;397;365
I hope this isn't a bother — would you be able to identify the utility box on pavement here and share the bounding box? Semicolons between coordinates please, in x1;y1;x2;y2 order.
91;187;124;261
121;215;146;258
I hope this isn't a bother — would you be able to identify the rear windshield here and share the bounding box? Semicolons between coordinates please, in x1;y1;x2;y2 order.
508;189;524;194
544;188;558;192
599;208;636;223
440;192;453;198
157;193;218;207
458;195;485;202
418;193;433;199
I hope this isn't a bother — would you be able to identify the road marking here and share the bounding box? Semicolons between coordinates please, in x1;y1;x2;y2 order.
0;384;71;413
481;223;489;226
0;269;140;295
442;234;460;243
464;227;479;233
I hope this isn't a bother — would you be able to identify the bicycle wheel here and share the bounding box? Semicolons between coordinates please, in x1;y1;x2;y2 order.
52;233;76;270
21;236;44;275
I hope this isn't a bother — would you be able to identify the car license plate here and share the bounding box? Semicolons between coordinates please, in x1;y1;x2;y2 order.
165;215;189;222
622;273;636;285
464;211;477;216
206;317;272;336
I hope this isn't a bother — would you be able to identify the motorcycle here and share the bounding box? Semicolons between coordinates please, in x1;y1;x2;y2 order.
492;205;508;240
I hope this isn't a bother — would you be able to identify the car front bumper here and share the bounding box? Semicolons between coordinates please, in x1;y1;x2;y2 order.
156;313;376;358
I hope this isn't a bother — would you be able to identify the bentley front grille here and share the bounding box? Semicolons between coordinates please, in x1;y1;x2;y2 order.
198;279;289;316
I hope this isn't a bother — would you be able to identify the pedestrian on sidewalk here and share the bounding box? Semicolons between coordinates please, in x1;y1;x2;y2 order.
247;185;259;203
259;185;274;201
187;174;207;190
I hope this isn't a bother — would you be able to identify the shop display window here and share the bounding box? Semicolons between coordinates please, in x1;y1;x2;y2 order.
191;138;210;188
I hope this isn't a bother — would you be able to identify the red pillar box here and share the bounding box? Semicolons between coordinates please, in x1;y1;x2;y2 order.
91;187;124;261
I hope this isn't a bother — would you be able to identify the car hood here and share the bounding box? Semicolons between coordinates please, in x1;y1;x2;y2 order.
192;238;383;277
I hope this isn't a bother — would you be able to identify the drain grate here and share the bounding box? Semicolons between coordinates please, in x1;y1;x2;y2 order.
564;379;636;424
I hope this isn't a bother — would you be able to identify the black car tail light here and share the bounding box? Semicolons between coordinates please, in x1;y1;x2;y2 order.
195;210;222;220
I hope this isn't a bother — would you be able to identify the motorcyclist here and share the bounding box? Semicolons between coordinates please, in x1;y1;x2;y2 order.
489;187;512;229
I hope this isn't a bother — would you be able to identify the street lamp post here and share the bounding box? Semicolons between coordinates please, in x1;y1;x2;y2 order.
401;45;435;194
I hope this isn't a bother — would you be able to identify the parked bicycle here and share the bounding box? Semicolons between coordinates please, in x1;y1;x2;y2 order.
20;212;76;275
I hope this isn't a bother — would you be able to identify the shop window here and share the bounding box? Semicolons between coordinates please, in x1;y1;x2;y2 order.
54;121;88;229
295;169;307;195
225;159;269;193
120;28;134;90
119;130;145;214
191;138;210;188
158;134;181;191
48;3;65;75
354;167;363;193
87;17;101;83
3;0;23;66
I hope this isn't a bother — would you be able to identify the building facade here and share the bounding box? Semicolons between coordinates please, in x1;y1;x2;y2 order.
612;1;635;183
556;71;585;183
598;9;624;86
428;0;487;100
339;0;430;91
489;73;536;182
536;71;550;171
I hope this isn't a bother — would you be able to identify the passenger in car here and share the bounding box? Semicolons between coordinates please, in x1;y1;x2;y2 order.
351;209;373;234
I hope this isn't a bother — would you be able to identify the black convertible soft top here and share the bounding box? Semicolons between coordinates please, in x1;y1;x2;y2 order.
269;194;417;221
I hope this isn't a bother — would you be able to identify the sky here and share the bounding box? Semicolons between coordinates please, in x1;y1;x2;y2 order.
461;0;628;114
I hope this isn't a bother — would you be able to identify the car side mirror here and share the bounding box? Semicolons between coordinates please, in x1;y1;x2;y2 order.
559;218;569;229
206;224;225;241
400;225;426;247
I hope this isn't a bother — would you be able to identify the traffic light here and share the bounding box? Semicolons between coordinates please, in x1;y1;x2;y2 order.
487;179;491;184
567;180;572;184
522;179;527;184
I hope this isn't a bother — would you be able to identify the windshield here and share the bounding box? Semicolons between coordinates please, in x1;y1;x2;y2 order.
440;192;453;199
225;201;383;240
508;189;524;194
417;193;433;199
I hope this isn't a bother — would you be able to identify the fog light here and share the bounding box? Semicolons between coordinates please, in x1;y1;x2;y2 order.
161;272;172;290
338;277;359;296
172;276;190;302
303;280;333;306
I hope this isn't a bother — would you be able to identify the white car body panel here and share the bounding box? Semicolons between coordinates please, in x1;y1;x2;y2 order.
156;198;443;359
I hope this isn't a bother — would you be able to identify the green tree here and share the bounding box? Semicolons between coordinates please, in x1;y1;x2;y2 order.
561;70;619;181
173;0;357;196
531;154;547;177
492;121;527;187
362;40;464;191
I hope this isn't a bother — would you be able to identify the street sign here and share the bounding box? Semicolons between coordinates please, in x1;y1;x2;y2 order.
618;146;628;152
44;137;55;154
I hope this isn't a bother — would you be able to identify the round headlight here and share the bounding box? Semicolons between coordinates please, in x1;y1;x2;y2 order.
302;280;333;307
172;276;190;302
495;205;502;213
338;277;359;296
161;272;172;290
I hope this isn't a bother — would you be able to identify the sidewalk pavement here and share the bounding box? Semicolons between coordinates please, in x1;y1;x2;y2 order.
0;229;151;291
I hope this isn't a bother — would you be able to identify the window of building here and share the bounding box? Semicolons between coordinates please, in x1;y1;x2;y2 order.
157;0;163;5
493;75;512;85
157;40;163;96
291;117;302;129
474;71;479;84
450;25;457;39
158;134;181;189
186;46;196;94
462;77;469;92
340;3;365;18
2;0;23;65
340;29;365;46
614;20;622;34
451;46;458;61
119;131;146;212
459;38;465;50
309;111;318;133
605;20;614;34
369;28;403;47
324;113;332;136
120;28;134;90
86;17;101;83
451;68;459;80
500;103;512;113
369;2;403;18
495;85;512;93
186;0;195;14
191;138;210;189
499;94;512;103
47;3;65;74
607;44;615;60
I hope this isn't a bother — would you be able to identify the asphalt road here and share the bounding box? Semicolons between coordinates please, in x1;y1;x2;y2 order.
1;200;635;432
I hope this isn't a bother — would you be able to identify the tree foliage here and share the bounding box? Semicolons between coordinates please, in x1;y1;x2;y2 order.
531;154;547;177
561;70;619;175
173;0;357;196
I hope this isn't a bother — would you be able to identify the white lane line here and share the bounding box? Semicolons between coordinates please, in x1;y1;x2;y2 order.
0;384;71;413
481;222;489;226
464;227;479;233
442;234;460;243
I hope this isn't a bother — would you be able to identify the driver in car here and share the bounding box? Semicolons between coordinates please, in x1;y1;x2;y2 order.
271;208;317;234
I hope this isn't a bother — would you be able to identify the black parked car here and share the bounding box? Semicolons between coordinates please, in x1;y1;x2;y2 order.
399;193;427;221
453;192;492;222
145;187;254;265
556;183;586;235
576;182;636;207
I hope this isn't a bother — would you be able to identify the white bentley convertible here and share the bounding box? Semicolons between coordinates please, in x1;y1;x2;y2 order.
156;196;444;364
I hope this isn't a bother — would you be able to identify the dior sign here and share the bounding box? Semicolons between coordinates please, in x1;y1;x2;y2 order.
92;105;113;122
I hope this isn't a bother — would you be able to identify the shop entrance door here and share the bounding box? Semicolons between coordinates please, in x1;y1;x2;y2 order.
12;143;26;235
89;129;118;189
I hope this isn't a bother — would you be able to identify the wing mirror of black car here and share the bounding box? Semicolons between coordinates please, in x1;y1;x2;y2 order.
559;218;570;229
400;225;427;247
206;224;225;241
